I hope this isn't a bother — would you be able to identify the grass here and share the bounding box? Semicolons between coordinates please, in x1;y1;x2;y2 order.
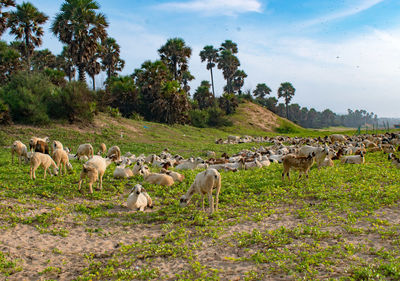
0;110;400;280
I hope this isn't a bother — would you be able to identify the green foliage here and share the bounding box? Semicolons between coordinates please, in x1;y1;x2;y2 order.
206;106;232;127
0;41;22;85
0;71;52;124
105;75;138;118
218;92;238;115
43;68;66;86
189;109;209;128
0;98;11;125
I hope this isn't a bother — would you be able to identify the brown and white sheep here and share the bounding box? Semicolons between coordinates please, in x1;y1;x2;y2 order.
35;140;49;154
341;152;365;164
98;143;107;155
107;146;121;162
179;168;221;213
160;168;185;182
139;166;174;187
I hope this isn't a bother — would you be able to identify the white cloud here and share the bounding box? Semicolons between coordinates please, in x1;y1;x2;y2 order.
301;0;385;27
156;0;262;16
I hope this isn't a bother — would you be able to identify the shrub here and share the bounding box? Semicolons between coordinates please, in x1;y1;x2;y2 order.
0;72;53;125
0;98;12;125
189;109;209;128
207;107;232;127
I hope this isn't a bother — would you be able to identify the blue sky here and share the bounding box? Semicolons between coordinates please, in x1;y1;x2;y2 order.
4;0;400;117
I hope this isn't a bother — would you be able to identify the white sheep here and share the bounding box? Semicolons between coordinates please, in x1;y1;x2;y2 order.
52;148;73;175
113;163;134;179
98;143;107;155
298;145;329;169
76;143;94;160
139;166;174;187
78;155;116;193
341;152;365;164
180;168;221;213
175;157;205;170
11;140;28;165
30;152;59;180
51;140;63;153
107;146;121;162
126;184;153;211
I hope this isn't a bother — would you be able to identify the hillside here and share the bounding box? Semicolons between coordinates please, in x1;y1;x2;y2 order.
0;101;308;155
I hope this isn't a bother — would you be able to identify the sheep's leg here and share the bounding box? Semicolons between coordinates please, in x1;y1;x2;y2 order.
78;179;83;192
215;191;220;212
208;193;214;213
201;194;205;211
63;163;67;175
140;206;145;211
30;167;33;180
89;182;93;194
44;167;47;179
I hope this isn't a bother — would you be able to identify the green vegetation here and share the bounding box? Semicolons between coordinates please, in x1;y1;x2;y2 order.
0;116;399;279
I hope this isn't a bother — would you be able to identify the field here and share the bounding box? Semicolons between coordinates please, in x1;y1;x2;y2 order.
0;113;400;280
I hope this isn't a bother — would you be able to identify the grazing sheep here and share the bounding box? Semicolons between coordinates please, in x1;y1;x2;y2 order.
107;146;121;162
388;153;400;169
76;143;94;160
160;168;185;182
341;152;365;164
78;155;117;193
52;148;73;175
175;157;205;170
35;140;49;154
30;152;59;180
282;152;315;181
298;145;329;169
51;140;63;153
11;140;28;165
98;143;107;155
29;136;49;152
179;168;221;213
381;144;395;154
206;151;216;158
113;164;134;179
139;166;174;187
320;157;334;167
126;184;153;211
329;134;347;143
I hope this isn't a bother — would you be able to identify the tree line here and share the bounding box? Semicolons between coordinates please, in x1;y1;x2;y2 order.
0;0;378;128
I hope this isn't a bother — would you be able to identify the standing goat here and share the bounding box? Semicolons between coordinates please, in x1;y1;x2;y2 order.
282;152;315;181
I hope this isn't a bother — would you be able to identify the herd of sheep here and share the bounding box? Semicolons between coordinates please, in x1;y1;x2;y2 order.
8;132;400;213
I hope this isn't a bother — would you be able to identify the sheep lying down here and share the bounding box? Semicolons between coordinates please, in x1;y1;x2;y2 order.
127;184;153;211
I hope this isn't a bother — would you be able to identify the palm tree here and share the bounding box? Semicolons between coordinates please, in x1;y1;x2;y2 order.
193;80;214;110
7;2;48;70
56;46;75;82
199;45;218;98
232;69;247;95
253;83;272;99
0;0;15;37
31;49;57;71
0;41;21;84
85;47;101;90
277;82;296;119
220;40;238;54
100;37;125;81
51;0;108;82
158;37;192;84
217;49;240;94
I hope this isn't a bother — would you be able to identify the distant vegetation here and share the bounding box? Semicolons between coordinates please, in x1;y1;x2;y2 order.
0;0;378;129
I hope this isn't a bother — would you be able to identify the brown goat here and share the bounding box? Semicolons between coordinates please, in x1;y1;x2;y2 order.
282;152;315;181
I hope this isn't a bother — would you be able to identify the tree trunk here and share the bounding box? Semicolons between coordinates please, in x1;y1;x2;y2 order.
92;75;95;90
78;64;86;82
25;29;30;72
286;101;289;119
210;67;215;98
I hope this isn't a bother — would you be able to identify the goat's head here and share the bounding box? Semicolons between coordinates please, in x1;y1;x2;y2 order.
179;195;189;207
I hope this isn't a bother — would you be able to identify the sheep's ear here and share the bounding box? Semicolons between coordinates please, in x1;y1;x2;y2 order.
141;187;146;193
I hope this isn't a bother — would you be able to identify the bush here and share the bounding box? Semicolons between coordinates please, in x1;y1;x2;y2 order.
189;109;209;128
47;81;95;123
0;72;53;125
207;107;232;127
0;98;12;125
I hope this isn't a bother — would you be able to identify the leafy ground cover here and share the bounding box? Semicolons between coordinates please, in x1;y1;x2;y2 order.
0;114;399;280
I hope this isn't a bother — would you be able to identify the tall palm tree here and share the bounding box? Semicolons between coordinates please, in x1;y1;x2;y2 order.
51;0;108;82
232;69;247;95
277;82;296;119
0;0;15;37
85;47;101;90
7;2;48;70
253;83;272;99
100;37;125;81
158;37;192;84
217;49;240;94
199;45;218;98
193;80;214;110
220;40;238;54
31;49;57;71
56;46;75;82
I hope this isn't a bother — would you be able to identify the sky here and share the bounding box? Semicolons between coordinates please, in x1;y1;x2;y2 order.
3;0;400;117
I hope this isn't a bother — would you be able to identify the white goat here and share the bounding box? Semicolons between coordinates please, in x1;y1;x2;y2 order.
30;152;59;180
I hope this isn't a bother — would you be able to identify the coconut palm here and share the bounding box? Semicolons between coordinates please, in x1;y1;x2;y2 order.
220;40;238;54
277;82;296;119
51;0;108;82
199;45;218;97
100;37;125;81
193;80;214;110
0;0;15;37
7;2;48;70
253;83;272;99
158;37;192;84
232;69;247;95
85;48;101;90
31;49;57;71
